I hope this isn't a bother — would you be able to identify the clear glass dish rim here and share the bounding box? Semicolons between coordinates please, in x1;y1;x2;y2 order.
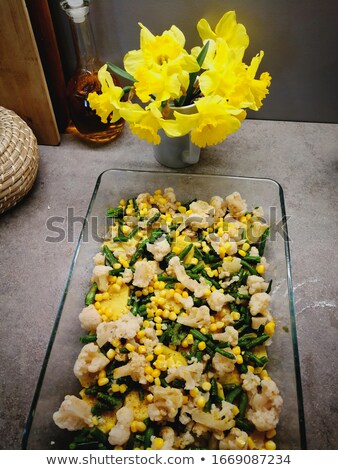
22;169;307;449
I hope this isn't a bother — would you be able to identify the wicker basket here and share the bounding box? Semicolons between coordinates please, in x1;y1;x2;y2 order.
0;106;39;215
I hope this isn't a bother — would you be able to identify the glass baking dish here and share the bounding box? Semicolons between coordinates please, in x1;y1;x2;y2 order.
22;170;306;449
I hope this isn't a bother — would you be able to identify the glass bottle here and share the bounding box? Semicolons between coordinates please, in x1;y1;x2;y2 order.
61;0;124;143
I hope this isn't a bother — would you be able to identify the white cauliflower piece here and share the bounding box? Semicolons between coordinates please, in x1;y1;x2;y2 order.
113;351;148;384
251;221;269;243
166;362;204;390
142;326;160;352
245;378;283;432
174;292;194;310
53;395;93;431
73;343;110;387
260;256;269;271
148;386;184;421
249;293;271;316
93;252;105;265
247;275;269;295
79;304;102;332
169;256;210;298
251;316;268;330
212;326;238;347
92;265;111;292
164;187;177;203
121;268;133;284
241;371;261;395
238;285;249;296
252;206;264;218
225;192;247;218
210;195;227;218
136;192;152;206
250;246;260;256
185;200;214;229
175;430;195;449
108;406;134;446
146;238;171;261
133;259;157;288
212;349;236;380
177;305;210;328
96;312;142;347
207;290;234;312
152;426;176;450
219;427;249;450
220;257;241;278
192;401;235;432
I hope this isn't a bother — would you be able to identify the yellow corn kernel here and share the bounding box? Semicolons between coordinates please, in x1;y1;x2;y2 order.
181;339;189;348
137;421;147;432
236;437;247;449
204;289;211;297
232;346;241;355
178;206;187;213
152;369;161;378
153;437;164;450
182;395;189;405
102;291;110;300
155;330;163;337
144;366;154;375
232;405;240;416
111;339;121;348
94;301;101;309
238;249;247;257
209;323;218;332
231;311;241;321
126;343;135;352
256;264;265;274
106;349;116;360
154;316;162;324
142;288;149;296
189;388;199;398
154;345;164;355
154;377;161;386
119;199;126;206
95;293;103;302
242;242;250;252
111;284;121;293
146;393;154;403
247;365;255;373
98;377;109;386
108;275;115;283
98;370;106;379
196;397;206;408
119;384;127;393
198;341;207;351
101;315;108;322
216;321;225;329
201;381;211;392
113;262;122;270
125;207;133;216
265;321;275;336
145;374;154;383
248;437;255;450
260;370;271;380
92;416;99;426
202;245;210;254
200;327;208;335
266;429;277;439
146;354;154;362
111;383;120;393
236;355;243;365
148;286;154;293
265;440;277;450
130;421;138;433
169;312;177;321
138;345;147;355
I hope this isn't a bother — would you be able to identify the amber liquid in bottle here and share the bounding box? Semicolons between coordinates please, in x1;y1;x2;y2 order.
67;71;124;143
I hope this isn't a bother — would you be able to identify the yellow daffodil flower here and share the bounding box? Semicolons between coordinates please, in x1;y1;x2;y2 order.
244;52;272;110
161;96;245;148
87;65;124;123
120;102;163;144
124;23;199;103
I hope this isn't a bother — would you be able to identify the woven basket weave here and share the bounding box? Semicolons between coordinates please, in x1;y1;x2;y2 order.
0;106;39;215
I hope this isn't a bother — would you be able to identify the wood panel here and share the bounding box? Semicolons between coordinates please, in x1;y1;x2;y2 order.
0;0;60;145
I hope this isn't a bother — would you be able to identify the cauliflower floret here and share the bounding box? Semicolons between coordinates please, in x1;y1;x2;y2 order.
250;221;269;243
113;351;148;384
169;256;210;298
148;386;184;421
250;246;259;256
93;252;105;265
177;305;210;328
212;326;238;347
133;259;158;288
174;292;194;310
108;406;134;446
53;395;93;431
166;362;204;390
142;326;160;352
207;290;234;312
241;371;261;395
245;378;283;432
251;316;268;330
210;195;226;218
249;292;271;316
225;192;247;218
185;200;214;229
73;343;110;387
164;187;177;203
247;275;269;295
96;312;142;347
212;349;236;380
192;401;235;432
219;257;241;278
146;237;171;261
219;427;249;450
175;430;195;449
152;426;176;450
92;265;111;292
121;268;133;284
136;192;152;206
79;304;102;332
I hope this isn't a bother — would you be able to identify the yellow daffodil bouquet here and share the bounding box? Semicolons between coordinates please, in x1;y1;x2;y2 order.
88;11;271;148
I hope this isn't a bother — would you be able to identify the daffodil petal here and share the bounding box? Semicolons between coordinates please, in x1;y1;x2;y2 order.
197;18;217;41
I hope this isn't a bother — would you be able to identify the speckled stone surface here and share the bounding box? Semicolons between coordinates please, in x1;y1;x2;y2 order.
0;120;337;449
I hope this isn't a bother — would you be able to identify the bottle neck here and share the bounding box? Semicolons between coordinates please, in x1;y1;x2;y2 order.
69;12;100;70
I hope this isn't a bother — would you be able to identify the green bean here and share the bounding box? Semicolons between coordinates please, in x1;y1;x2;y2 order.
191;329;208;342
191;262;205;274
144;427;154;448
127;226;140;240
193;247;204;260
258;227;270;256
147;212;161;226
80;334;97;344
240;259;257;275
102;245;118;266
235;417;254;433
266;279;272;294
238;391;249;418
225;386;242;403
214;347;236;360
157;274;177;282
106;207;124;218
242;255;261;263
243;351;268;367
179;243;193;261
97;393;123;409
85;282;98;305
244;334;270;350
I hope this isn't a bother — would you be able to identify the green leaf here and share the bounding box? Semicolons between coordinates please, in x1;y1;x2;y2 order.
180;40;209;106
107;62;135;83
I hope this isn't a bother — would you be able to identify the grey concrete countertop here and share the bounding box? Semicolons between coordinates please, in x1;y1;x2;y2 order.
0;120;337;450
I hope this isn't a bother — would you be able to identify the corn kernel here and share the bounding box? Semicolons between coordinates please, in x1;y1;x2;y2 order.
232;405;240;416
95;293;103;302
112;284;121;293
119;384;127;393
94;301;101;309
242;242;250;251
178;206;187;213
248;437;255;449
113;262;122;270
146;354;154;362
204;289;211;297
98;370;106;379
236;355;243;364
106;349;116;360
264;321;275;336
232;346;241;355
247;365;255;373
181;339;189;348
169;312;177;321
216;321;225;329
238;249;247;257
111;339;121;348
154;377;161;386
153;437;164;450
200;327;208;335
92;416;99;426
119;199;126;206
101;315;108;322
265;440;277;450
198;341;207;351
209;323;218;332
126;343;135;352
146;393;154;403
130;421;138;433
137;421;147;432
154;345;164;355
111;383;120;393
154;316;162;323
189;388;199;398
236;437;247;449
266;429;277;439
145;374;154;383
155;330;163;336
196;397;206;408
201;381;211;391
98;377;109;386
256;264;265;274
231;311;241;321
